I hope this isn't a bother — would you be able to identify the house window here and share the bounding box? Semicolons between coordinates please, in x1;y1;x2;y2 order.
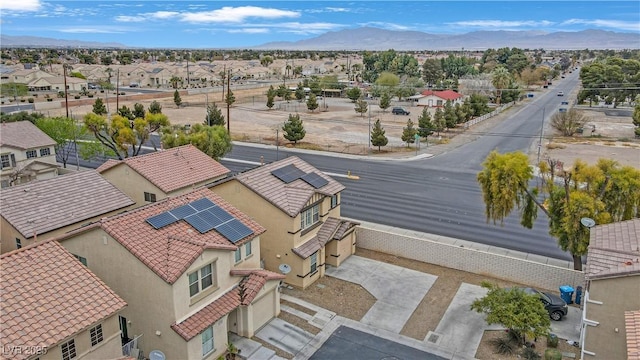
234;248;241;263
436;100;443;106
245;241;252;257
310;252;318;274
1;154;11;169
73;254;87;266
331;194;338;208
26;150;37;159
144;192;157;203
90;324;103;346
15;238;21;249
189;263;214;297
300;204;320;230
202;326;214;356
40;148;51;156
61;339;76;360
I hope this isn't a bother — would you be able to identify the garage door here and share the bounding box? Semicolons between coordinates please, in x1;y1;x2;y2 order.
253;291;275;331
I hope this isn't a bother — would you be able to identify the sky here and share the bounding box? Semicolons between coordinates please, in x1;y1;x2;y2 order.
1;0;639;48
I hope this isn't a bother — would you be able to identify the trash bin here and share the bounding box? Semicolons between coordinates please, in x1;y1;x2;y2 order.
575;286;583;305
559;285;574;304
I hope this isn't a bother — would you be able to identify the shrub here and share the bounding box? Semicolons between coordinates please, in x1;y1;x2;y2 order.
88;94;94;98
544;348;562;360
506;329;523;344
490;336;515;355
522;346;541;360
47;98;53;102
74;95;81;99
27;98;34;103
547;333;559;348
20;99;26;102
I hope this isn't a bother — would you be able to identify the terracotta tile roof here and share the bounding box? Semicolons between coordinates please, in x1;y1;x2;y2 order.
586;218;640;280
234;156;345;217
95;159;119;172
0;170;135;238
96;144;230;193
171;269;284;340
292;218;358;259
0;121;56;150
627;310;640;360
419;89;463;101
100;188;265;284
1;241;127;360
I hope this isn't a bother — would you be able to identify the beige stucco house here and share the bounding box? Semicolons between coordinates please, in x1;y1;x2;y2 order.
97;144;230;206
581;218;640;360
211;156;358;289
56;187;284;360
0;121;59;188
412;89;464;113
0;170;135;253
1;240;127;360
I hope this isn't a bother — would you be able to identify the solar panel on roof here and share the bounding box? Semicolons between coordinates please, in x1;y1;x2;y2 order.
146;212;178;229
227;218;254;239
169;204;198;219
206;206;234;223
184;213;216;233
190;198;216;211
271;164;306;184
300;172;329;189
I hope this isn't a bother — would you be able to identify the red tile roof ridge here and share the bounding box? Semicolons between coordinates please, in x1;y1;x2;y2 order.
171;287;240;341
230;268;287;280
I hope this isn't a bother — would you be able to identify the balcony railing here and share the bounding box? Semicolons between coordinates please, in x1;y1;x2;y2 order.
122;334;143;359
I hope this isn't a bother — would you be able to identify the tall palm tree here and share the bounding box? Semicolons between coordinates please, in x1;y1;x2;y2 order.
491;66;512;105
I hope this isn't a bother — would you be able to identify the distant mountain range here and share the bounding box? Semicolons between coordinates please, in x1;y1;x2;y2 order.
1;27;638;50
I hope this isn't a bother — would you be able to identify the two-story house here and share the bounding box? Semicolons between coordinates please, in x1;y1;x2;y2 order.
211;156;358;289
0;121;59;188
56;187;284;360
0;170;135;254
581;218;640;360
97;144;230;206
1;241;127;360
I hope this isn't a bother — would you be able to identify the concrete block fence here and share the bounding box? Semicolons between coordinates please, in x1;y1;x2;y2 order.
355;225;584;292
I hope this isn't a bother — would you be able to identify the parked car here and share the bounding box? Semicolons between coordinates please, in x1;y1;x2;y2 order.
392;107;410;115
511;287;569;321
557;91;564;96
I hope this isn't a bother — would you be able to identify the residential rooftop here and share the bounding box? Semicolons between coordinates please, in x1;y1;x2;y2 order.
0;121;56;150
586;218;640;280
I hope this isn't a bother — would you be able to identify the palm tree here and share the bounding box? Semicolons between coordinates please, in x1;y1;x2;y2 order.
491;66;511;105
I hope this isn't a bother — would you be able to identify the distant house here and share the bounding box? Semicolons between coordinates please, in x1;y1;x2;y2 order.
581;218;640;360
0;170;135;253
97;144;230;206
212;156;358;289
27;75;86;92
57;187;284;360
0;121;58;188
413;89;464;111
1;241;127;360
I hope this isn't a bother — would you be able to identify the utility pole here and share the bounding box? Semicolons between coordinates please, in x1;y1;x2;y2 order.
63;64;69;118
116;69;120;110
222;64;226;101
186;53;190;88
226;69;231;134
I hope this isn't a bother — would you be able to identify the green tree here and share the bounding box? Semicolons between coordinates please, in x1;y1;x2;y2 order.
118;105;135;120
492;66;512;105
148;100;162;114
379;91;391;112
92;98;107;115
306;93;319;112
633;95;640;137
169;76;181;89
471;282;551;346
422;59;444;86
354;96;368;117
401;118;417;146
433;108;446;136
205;103;225;126
225;89;235;107
443;101;458;129
173;90;182;107
477;151;640;270
295;82;305;102
260;55;273;67
375;71;400;87
35;116;86;168
282;113;306;144
161;124;231;160
370;119;388;151
266;92;275;109
346;87;362;102
417;107;435;139
133;103;146;119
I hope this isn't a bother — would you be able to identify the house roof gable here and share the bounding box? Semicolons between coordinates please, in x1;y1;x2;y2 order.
233;156;345;217
0;121;56;150
98;188;266;284
420;89;463;101
0;170;135;238
97;145;230;193
586;218;640;280
1;241;127;359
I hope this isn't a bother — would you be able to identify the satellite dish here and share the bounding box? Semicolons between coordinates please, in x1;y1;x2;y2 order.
149;350;166;360
278;264;291;275
580;217;596;228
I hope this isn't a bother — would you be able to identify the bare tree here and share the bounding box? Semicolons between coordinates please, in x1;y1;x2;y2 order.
550;109;587;136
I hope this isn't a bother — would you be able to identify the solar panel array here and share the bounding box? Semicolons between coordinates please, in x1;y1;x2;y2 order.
300;172;329;189
271;164;307;183
145;197;254;243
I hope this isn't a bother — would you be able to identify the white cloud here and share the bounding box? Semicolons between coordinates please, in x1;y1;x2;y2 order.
562;19;640;32
359;22;413;31
451;20;555;29
150;11;180;19
308;7;351;13
180;6;299;23
0;0;41;11
115;15;146;23
227;28;269;34
59;27;125;34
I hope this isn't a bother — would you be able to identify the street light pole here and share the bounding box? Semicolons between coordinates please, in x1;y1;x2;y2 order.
537;107;546;164
368;103;371;151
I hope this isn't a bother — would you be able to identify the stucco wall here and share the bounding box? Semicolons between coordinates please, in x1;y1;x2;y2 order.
100;165;166;205
583;276;640;359
355;226;584;291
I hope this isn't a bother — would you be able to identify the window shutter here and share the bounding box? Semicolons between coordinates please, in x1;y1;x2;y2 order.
10;154;16;167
